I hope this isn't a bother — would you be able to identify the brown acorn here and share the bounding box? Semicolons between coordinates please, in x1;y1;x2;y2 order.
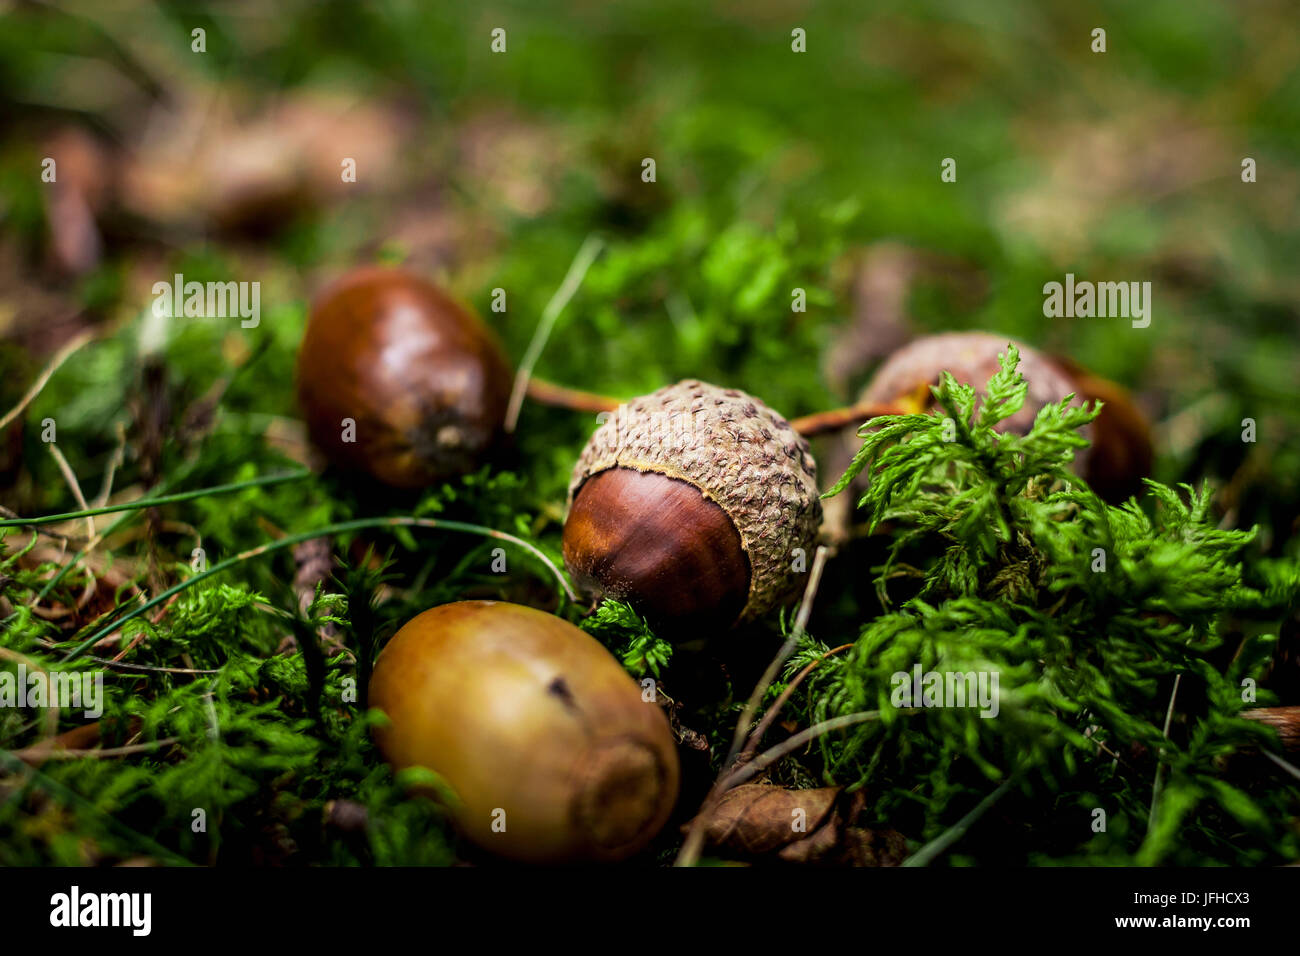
858;332;1152;501
296;267;511;489
563;380;822;631
1048;355;1154;503
369;601;680;863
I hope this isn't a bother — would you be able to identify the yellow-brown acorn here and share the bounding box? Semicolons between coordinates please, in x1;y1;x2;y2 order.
368;601;680;863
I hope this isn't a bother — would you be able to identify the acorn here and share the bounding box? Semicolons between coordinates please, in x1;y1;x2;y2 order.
562;380;822;631
368;601;680;863
296;267;512;489
858;332;1152;501
1047;354;1155;503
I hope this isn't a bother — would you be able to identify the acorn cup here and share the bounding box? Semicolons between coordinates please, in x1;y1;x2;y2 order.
368;601;680;863
562;380;823;633
856;331;1153;502
296;267;512;490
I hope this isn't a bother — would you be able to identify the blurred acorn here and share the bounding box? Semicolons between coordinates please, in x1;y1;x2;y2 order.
121;93;406;235
296;266;512;489
41;127;112;276
858;331;1152;501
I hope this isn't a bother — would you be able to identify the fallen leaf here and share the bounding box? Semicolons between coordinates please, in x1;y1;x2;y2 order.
689;784;908;865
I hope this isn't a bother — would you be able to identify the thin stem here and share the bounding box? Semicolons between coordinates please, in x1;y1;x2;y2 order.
46;446;96;619
723;545;831;769
902;774;1017;867
676;545;831;868
790;400;908;437
47;444;95;544
525;378;622;414
0;469;311;528
20;474;185;616
0;507;71;541
719;710;884;793
1262;750;1300;782
22;506;137;616
740;643;853;761
675;709;885;867
505;234;605;432
33;646;221;675
91;422;128;509
15;738;180;762
0;329;96;432
60;516;575;661
521;385;910;439
1148;673;1181;831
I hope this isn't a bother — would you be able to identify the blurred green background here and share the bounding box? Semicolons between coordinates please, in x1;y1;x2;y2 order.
0;0;1297;866
2;0;1296;531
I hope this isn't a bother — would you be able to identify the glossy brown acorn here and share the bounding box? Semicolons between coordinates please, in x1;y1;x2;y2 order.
296;267;511;489
369;601;680;863
859;332;1153;502
563;380;823;633
565;468;752;630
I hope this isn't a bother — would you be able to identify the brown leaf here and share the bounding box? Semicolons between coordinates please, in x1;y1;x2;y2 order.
121;90;408;234
690;784;908;865
779;823;909;867
698;784;840;856
1242;707;1300;753
42;128;110;276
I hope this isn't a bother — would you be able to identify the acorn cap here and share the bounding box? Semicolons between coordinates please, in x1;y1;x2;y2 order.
857;332;1153;502
860;331;1084;436
567;380;822;620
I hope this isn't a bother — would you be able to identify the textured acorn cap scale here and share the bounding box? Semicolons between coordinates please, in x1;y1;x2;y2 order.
567;380;822;620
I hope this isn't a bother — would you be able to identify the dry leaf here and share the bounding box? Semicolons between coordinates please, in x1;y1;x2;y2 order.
1242;707;1300;753
691;784;908;866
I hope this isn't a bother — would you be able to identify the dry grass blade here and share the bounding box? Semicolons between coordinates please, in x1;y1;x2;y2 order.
505;234;605;432
676;544;831;867
0;328;97;433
